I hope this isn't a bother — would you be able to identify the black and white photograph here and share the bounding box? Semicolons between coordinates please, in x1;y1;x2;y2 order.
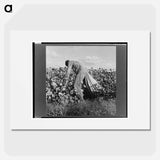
46;45;117;117
33;43;127;118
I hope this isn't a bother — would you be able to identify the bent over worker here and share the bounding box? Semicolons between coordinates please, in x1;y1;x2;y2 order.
64;60;101;101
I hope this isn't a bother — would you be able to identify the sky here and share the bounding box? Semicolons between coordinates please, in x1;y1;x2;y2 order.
46;45;116;70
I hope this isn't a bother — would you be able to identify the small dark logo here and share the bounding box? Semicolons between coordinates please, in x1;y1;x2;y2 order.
4;4;12;13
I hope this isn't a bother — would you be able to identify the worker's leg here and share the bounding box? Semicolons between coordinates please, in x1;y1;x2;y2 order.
74;72;84;101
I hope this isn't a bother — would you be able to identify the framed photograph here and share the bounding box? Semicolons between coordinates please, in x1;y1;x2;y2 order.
33;43;127;118
10;31;150;130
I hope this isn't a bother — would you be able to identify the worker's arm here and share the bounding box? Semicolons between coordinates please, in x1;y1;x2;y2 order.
64;62;72;87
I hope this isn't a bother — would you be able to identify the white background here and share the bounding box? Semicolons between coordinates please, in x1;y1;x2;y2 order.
1;0;160;160
10;31;150;130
